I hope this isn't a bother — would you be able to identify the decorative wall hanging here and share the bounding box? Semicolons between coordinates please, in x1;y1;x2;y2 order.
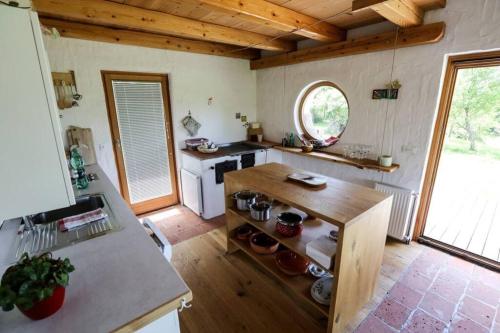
52;71;82;109
181;110;201;137
372;80;401;100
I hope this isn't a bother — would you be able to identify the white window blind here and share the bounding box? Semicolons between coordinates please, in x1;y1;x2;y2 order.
112;81;172;204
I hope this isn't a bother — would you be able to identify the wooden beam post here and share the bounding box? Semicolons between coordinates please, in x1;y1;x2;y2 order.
32;0;295;52
352;0;424;27
197;0;346;42
40;18;260;60
250;22;445;70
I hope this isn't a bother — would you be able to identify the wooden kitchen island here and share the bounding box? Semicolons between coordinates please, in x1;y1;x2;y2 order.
224;163;393;333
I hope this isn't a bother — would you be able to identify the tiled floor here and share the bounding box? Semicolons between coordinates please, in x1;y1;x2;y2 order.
139;205;225;245
355;247;500;333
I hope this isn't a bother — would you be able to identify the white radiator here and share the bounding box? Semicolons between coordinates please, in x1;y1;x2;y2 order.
181;169;203;216
375;183;417;243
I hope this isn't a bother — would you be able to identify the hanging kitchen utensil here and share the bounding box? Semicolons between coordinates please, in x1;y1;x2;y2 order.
181;110;201;137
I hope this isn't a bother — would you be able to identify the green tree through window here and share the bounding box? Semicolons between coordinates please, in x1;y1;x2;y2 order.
300;83;349;140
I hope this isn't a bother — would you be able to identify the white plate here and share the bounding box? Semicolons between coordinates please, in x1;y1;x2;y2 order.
308;263;333;278
311;276;334;305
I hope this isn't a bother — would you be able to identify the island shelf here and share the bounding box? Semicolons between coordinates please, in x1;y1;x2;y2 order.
224;163;393;333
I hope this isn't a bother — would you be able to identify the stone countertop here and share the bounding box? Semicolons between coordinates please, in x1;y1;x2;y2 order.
0;164;191;333
181;140;279;160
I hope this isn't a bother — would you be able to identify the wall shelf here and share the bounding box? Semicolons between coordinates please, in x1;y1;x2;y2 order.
273;146;400;173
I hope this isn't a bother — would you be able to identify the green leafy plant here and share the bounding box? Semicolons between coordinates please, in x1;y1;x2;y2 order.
0;252;75;311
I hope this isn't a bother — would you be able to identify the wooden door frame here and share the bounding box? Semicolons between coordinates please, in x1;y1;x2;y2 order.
101;70;179;215
413;50;500;268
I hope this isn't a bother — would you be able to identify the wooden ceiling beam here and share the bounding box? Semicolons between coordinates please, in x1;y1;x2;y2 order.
250;21;445;70
32;0;295;52
40;18;260;59
196;0;346;42
352;0;424;27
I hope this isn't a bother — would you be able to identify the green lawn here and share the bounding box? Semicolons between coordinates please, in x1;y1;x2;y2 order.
443;137;500;160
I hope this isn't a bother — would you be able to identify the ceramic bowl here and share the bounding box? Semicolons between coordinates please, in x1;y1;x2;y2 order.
275;250;310;276
236;225;255;240
311;276;334;305
301;145;314;153
249;232;279;255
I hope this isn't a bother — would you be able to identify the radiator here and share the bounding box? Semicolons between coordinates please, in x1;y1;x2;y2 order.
375;183;417;243
181;169;203;216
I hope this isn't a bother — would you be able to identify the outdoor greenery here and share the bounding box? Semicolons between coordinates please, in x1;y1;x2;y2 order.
446;66;500;153
303;85;349;139
0;252;75;311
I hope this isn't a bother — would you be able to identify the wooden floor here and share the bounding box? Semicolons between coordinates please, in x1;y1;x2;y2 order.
171;226;424;333
424;154;500;262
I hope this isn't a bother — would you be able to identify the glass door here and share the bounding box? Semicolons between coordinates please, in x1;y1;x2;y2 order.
417;53;500;267
102;71;178;215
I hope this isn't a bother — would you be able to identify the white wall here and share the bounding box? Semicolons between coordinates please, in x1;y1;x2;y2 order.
257;0;500;193
43;37;257;189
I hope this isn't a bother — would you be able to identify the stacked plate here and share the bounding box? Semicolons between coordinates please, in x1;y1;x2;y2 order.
311;276;334;306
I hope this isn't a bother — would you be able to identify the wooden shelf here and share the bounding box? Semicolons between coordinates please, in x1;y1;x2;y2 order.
224;163;393;333
230;237;330;317
228;206;337;268
273;146;400;173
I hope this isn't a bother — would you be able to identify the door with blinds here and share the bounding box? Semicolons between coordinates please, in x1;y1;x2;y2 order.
102;72;178;215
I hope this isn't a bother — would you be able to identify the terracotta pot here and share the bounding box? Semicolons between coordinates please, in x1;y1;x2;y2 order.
18;286;65;320
249;232;279;255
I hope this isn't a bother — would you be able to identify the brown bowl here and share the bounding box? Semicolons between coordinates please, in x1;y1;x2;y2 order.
249;232;279;254
236;225;254;240
275;250;310;276
301;145;314;153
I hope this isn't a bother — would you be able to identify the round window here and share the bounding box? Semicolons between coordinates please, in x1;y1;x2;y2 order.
299;82;349;141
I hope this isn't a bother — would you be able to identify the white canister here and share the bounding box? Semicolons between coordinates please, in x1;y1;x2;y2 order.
378;155;392;167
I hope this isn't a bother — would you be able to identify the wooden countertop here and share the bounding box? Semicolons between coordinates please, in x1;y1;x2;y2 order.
274;146;400;173
181;141;279;160
225;163;390;227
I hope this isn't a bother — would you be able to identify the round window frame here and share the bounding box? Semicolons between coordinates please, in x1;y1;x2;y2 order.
298;81;350;141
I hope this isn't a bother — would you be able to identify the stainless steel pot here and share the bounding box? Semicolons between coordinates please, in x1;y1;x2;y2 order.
249;201;271;221
233;191;258;211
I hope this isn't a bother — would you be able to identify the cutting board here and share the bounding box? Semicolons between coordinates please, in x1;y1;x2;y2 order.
67;126;97;165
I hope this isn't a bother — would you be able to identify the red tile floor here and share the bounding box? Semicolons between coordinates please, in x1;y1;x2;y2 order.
139;205;225;245
355;247;500;333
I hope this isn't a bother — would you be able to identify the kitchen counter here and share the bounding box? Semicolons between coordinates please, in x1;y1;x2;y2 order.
181;141;277;160
0;164;191;333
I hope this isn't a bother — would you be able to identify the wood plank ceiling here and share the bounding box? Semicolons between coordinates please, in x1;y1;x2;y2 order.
34;0;446;68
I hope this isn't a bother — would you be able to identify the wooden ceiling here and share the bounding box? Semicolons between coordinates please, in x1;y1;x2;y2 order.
34;0;446;68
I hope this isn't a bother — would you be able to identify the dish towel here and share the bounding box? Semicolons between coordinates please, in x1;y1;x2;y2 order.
58;208;108;232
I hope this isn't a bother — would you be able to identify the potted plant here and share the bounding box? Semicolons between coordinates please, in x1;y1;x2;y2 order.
0;252;75;320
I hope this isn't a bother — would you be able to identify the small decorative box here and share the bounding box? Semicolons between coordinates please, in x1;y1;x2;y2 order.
306;235;338;270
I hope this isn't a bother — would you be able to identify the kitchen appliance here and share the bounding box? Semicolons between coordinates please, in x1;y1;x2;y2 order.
240;153;255;169
181;142;269;219
233;191;258;211
249;201;271;221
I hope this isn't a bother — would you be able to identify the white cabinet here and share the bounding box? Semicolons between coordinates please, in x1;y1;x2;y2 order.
0;7;74;222
255;149;267;166
266;148;283;164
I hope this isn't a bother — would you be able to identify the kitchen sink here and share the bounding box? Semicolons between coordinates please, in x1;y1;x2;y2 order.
30;194;105;224
9;193;121;262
